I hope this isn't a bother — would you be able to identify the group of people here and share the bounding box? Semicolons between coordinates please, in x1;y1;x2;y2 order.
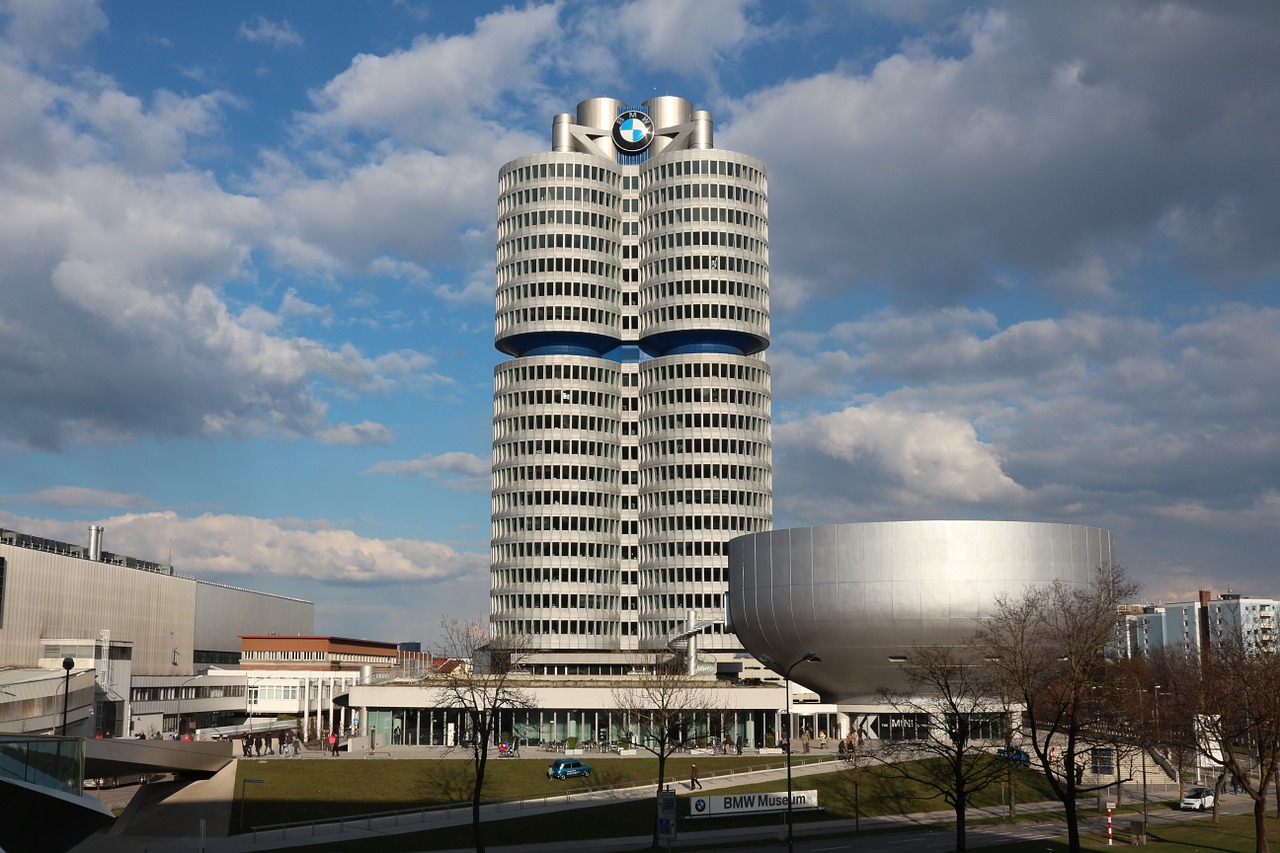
240;730;301;757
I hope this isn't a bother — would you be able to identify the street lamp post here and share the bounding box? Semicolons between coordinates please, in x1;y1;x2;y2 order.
782;652;821;853
61;657;74;736
176;675;200;739
1137;686;1148;832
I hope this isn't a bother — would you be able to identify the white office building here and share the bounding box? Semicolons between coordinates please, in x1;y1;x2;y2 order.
491;97;771;669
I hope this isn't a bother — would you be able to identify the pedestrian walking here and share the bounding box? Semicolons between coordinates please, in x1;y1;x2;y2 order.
254;734;263;756
690;763;702;790
328;731;339;756
735;733;743;755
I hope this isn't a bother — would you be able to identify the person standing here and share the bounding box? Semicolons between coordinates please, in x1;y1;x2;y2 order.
735;733;743;756
328;731;339;756
690;763;702;790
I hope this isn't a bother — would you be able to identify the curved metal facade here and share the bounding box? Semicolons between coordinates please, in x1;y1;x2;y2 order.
727;520;1115;702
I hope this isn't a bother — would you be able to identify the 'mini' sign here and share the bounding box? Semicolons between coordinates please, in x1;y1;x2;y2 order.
691;790;820;817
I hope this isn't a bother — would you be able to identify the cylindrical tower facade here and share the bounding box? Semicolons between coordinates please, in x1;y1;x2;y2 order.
492;97;770;660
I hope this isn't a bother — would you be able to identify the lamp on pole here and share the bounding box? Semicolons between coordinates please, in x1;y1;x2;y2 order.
176;675;200;739
1137;686;1148;831
61;657;74;736
782;652;821;853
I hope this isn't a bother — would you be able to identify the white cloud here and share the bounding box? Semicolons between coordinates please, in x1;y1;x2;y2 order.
777;403;1025;518
367;451;489;492
615;0;762;83
0;509;487;586
2;486;154;509
0;43;459;452
305;3;562;146
1;0;106;64
722;2;1280;307
237;16;303;50
316;421;394;446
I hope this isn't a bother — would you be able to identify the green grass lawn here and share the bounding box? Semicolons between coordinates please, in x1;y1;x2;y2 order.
979;812;1280;852
229;754;1063;852
232;754;833;830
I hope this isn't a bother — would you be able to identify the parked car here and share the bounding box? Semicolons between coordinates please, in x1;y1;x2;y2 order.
1180;787;1215;811
546;758;592;780
996;747;1031;767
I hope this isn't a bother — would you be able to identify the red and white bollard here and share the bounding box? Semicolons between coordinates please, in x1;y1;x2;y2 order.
1107;802;1115;846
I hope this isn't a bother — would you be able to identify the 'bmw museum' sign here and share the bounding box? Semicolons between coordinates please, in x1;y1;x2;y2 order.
612;109;654;153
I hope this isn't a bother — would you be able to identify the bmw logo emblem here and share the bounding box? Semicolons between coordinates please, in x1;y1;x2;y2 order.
612;109;654;153
694;799;707;812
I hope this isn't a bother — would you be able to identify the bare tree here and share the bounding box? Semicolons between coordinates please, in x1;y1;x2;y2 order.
971;563;1137;853
434;618;535;853
1160;633;1280;853
611;654;723;849
876;645;1010;852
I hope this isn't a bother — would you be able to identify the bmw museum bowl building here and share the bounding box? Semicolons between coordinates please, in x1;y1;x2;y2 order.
727;520;1116;713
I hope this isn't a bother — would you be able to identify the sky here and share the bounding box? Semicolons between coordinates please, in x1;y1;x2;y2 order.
1;0;1278;646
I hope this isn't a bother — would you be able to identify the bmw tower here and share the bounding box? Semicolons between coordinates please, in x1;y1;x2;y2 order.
491;97;771;672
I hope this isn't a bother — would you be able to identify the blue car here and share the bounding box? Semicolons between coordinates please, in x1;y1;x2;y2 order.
546;758;592;780
996;747;1031;767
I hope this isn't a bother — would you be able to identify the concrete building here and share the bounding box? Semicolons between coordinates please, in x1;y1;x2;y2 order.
0;525;313;737
490;96;771;669
1125;590;1277;659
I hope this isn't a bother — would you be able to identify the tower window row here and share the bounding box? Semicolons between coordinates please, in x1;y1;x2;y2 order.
646;387;766;407
492;566;629;585
648;302;763;326
646;412;767;432
500;160;620;189
496;279;618;309
494;514;619;535
497;593;621;610
500;185;619;212
645;206;764;232
639;621;728;640
498;231;619;259
494;540;619;560
496;619;633;638
647;253;764;277
648;182;765;209
497;361;619;385
642;539;729;559
494;388;619;412
642;158;764;186
641;566;724;584
646;593;724;611
647;463;768;483
492;488;617;511
494;464;618;486
647;438;766;458
649;278;764;302
644;488;768;510
497;207;620;237
493;414;617;438
646;229;765;254
497;256;619;283
494;439;617;463
644;514;762;534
